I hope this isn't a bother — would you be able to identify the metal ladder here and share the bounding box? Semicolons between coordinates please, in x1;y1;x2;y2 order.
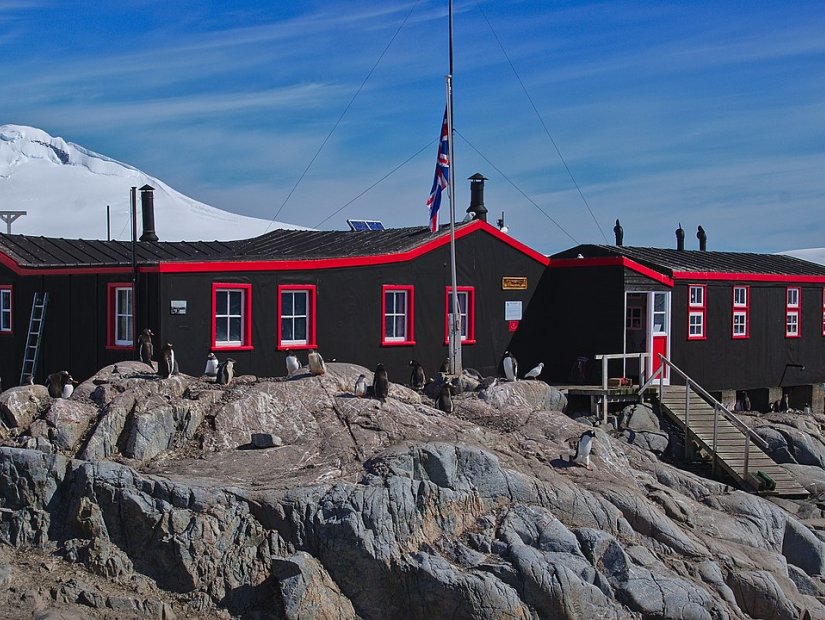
19;292;49;385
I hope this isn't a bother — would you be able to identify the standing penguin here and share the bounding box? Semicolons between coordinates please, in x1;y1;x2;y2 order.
524;362;544;380
307;349;326;376
46;371;73;398
137;328;154;367
409;360;426;390
62;378;77;398
216;358;236;386
779;393;788;412
373;363;389;401
354;374;368;398
285;349;300;377
158;343;177;378
571;430;597;470
502;351;518;382
437;383;454;413
21;374;34;386
204;353;219;377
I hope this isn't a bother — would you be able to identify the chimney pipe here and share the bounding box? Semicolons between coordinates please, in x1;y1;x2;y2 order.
613;219;623;246
697;225;707;251
466;173;488;223
676;223;685;251
139;184;158;242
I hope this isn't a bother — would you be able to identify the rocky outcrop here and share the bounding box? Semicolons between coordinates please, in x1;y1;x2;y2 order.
2;364;825;618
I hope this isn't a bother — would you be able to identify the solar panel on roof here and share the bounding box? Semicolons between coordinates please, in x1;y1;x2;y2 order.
347;219;385;231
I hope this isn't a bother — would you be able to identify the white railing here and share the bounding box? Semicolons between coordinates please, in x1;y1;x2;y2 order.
594;352;649;391
639;353;768;479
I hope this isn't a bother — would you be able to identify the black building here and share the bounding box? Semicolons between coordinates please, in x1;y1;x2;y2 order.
0;219;547;388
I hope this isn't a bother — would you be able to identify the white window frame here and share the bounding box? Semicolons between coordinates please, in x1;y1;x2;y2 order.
733;312;748;337
689;285;704;307
688;312;704;338
215;288;245;346
384;289;409;342
114;286;133;346
0;287;11;333
786;286;801;338
281;289;309;346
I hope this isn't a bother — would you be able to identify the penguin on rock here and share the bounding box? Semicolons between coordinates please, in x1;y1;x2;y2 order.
354;374;368;398
570;429;597;470
437;383;454;413
204;353;219;377
502;351;518;382
285;349;300;377
307;349;326;376
373;363;389;401
137;328;154;367
46;371;73;398
409;360;426;390
216;358;236;386
158;343;177;379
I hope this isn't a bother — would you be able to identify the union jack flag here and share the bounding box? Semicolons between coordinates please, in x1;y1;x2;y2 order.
426;108;450;232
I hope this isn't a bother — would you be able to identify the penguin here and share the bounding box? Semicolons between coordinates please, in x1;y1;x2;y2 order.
409;360;426;390
62;380;76;399
285;349;300;377
46;371;72;398
742;392;752;412
478;376;498;391
524;362;544;380
354;374;368;398
464;368;483;381
216;358;236;386
21;374;34;386
307;349;326;376
373;363;389;401
204;353;219;377
437;383;454;414
158;343;177;379
502;351;518;382
571;429;597;469
137;328;154;367
779;393;788;412
439;358;450;374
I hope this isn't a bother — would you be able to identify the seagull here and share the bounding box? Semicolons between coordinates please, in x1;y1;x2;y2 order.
524;362;544;380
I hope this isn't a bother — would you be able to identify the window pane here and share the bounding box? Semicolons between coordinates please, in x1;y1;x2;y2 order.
282;317;294;341
394;315;406;339
293;317;307;341
384;315;393;337
282;292;293;315
217;291;228;313
1;311;10;331
216;318;228;342
229;291;242;315
229;317;242;342
294;292;307;315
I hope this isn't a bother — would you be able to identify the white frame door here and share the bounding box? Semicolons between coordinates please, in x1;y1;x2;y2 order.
647;291;671;385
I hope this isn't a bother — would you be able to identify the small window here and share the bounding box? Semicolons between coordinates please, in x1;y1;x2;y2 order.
0;285;12;334
382;285;415;345
212;283;253;350
687;285;706;340
444;287;476;344
786;287;801;339
278;285;316;350
732;285;749;339
626;306;642;330
106;283;133;349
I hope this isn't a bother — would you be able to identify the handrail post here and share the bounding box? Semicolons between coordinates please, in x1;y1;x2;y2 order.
744;434;750;480
684;382;691;460
712;404;719;476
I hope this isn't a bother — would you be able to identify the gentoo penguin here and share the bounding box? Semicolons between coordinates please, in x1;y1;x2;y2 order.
285;349;300;377
158;343;177;379
46;371;72;398
478;376;498;391
464;368;483;381
524;362;544;380
62;379;77;399
439;358;450;374
354;374;368;398
502;351;518;382
779;393;788;412
409;360;426;390
137;328;154;367
373;363;389;401
204;353;219;377
307;349;326;376
216;358;236;386
571;429;597;469
21;374;33;386
437;384;454;413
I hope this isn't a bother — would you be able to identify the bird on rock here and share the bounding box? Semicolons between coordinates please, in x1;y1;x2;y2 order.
502;351;518;382
354;374;368;398
373;363;389;401
308;349;326;376
409;360;426;390
285;349;300;377
524;362;544;380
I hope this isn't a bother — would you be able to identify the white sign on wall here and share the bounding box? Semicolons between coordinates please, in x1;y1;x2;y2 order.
505;301;522;321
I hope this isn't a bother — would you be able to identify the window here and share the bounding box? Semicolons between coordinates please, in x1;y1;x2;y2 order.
278;285;316;349
732;285;749;339
382;285;415;345
106;283;133;348
212;283;253;350
687;284;706;340
626;306;642;330
444;286;476;344
0;285;11;334
786;286;800;339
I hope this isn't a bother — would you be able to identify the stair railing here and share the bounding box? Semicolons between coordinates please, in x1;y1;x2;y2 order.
638;353;768;478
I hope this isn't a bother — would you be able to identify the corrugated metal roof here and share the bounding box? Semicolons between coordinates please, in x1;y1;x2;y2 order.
552;245;825;276
0;225;453;269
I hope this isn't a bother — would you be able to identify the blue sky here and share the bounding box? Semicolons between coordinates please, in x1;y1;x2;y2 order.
2;0;824;254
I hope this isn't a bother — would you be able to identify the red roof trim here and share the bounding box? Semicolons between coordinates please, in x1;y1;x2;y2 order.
0;250;159;276
550;256;674;287
673;271;825;284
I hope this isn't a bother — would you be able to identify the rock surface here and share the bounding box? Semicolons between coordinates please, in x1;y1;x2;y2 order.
1;362;825;618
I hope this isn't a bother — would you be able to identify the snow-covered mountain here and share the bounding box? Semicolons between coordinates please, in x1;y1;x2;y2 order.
781;248;825;266
0;125;304;241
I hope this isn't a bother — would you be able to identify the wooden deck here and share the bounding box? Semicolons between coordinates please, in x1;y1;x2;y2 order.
658;385;808;498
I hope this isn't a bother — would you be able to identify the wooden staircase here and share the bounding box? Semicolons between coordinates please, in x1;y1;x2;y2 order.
657;385;807;497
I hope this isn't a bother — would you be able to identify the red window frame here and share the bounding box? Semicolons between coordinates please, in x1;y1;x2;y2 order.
106;282;133;350
211;282;253;351
731;285;749;340
381;285;415;346
443;286;476;345
687;284;706;341
0;284;12;334
277;284;317;350
786;286;801;339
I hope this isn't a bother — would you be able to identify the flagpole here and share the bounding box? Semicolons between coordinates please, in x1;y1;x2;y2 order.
445;75;462;376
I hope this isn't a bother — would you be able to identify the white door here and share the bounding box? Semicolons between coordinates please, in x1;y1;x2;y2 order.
648;291;671;385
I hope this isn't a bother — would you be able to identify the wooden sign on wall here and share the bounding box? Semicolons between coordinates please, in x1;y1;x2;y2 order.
501;277;528;290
